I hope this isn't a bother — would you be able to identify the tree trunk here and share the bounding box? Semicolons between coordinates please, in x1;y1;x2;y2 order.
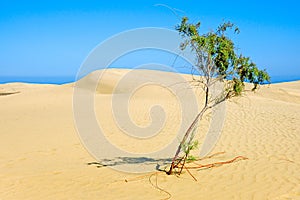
166;106;208;175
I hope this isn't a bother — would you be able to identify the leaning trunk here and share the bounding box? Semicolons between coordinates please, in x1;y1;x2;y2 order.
166;106;208;175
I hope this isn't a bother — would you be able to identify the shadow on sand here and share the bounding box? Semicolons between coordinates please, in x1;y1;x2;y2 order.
87;157;172;171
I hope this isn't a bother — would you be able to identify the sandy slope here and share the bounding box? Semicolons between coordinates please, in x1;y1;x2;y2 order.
0;69;299;200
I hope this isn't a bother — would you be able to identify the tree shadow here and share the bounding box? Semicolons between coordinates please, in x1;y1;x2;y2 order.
87;156;172;170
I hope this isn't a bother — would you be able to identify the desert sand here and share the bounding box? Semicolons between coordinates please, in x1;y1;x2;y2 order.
0;69;299;200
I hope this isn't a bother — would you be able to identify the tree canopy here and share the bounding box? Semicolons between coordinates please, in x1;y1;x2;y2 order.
176;17;270;96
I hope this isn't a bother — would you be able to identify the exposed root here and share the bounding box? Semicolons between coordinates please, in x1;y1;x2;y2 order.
183;165;197;181
149;172;172;200
177;156;248;169
168;153;248;181
182;156;248;170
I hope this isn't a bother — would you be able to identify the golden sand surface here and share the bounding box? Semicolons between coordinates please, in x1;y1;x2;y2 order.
0;69;299;199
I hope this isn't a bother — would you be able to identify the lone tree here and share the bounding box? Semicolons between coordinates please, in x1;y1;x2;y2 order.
167;17;270;175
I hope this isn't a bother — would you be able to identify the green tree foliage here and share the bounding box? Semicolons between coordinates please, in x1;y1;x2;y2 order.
177;17;270;95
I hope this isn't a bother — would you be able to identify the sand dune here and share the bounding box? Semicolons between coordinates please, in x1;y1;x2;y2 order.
0;69;299;199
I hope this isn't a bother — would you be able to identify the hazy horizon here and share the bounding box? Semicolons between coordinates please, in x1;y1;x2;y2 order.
1;68;299;84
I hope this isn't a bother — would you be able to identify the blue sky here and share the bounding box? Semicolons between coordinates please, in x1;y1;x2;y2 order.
0;0;299;82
